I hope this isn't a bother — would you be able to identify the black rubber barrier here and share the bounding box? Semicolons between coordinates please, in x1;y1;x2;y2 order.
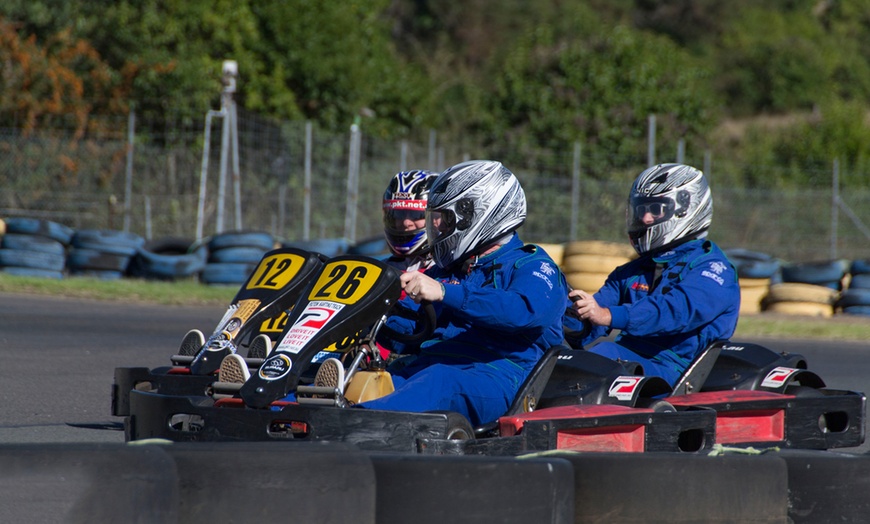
163;442;377;523
370;454;575;523
0;443;178;524
779;450;870;523
555;452;789;523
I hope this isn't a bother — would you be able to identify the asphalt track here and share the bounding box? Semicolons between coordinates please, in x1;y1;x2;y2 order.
1;291;868;454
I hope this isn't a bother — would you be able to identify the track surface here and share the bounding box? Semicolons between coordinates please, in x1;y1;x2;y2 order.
1;292;868;453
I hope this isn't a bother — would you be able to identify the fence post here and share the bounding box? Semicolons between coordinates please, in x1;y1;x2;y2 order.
676;138;685;164
400;140;408;172
428;129;436;171
123;108;135;233
344;123;361;244
571;141;581;242
831;158;839;260
304;120;312;241
647;114;656;166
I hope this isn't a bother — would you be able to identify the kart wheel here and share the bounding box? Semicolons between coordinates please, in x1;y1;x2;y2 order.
430;411;475;440
635;398;677;413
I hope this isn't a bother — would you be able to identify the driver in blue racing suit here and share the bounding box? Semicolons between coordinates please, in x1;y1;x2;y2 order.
355;160;568;427
568;163;740;386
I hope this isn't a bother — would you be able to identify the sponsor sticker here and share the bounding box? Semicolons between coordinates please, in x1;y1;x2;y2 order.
275;301;344;354
761;366;800;389
259;354;293;381
608;376;643;401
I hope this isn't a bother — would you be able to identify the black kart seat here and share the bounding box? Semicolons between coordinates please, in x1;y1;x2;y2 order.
670;340;725;396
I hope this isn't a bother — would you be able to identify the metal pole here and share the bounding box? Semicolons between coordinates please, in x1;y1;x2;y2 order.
400;140;408;172
428;129;436;170
196;109;223;241
570;141;581;242
831;158;839;259
230;101;242;230
676;138;685;164
144;195;152;240
123;108;135;233
216;92;230;234
304;120;312;241
703;150;712;177
344;124;361;243
647;114;656;167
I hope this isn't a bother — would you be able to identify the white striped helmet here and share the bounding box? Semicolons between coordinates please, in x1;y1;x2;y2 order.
426;160;526;268
627;163;712;255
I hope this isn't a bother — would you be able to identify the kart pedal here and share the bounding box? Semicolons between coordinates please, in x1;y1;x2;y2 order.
178;329;205;356
218;354;251;385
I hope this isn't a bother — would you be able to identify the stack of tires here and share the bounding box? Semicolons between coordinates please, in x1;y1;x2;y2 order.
762;260;849;317
560;240;635;293
0;217;73;279
127;237;208;281
67;229;146;280
725;249;782;315
535;243;565;267
347;236;390;259
201;231;275;286
836;259;870;316
282;238;349;258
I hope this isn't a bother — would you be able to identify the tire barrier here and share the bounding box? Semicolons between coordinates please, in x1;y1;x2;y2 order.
535;243;565;266
738;277;770;314
762;282;839;317
202;231;274;286
0;218;72;278
3;217;75;245
562;240;635;293
3;443;869;522
283;237;349;257
67;229;145;279
128;242;207;281
726;249;782;315
780;259;849;291
347;235;390;257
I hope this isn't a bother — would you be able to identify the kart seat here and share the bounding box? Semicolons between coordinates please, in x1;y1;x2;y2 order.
670;340;725;396
473;344;566;436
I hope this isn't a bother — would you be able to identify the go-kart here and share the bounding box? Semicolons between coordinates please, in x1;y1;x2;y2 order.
116;252;865;455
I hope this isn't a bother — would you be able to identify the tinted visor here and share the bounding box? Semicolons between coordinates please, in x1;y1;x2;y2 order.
628;196;676;227
383;200;427;231
426;208;456;244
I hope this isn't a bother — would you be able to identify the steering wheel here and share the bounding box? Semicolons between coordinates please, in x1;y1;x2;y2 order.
378;300;437;345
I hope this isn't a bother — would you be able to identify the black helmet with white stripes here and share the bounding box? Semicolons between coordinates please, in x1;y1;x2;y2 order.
425;160;526;268
627;163;713;256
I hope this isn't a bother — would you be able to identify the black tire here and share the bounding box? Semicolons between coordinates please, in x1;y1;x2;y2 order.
1;233;66;256
635;398;677;413
780;260;849;287
3;217;75;245
282;238;349;257
429;411;475;440
128;246;207;280
0;248;66;271
142;237;195;255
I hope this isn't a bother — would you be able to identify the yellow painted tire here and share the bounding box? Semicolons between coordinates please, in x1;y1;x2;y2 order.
764;301;833;317
566;272;609;293
739;277;770;289
0;218;5;236
534;243;565;266
739;285;768;314
765;283;839;305
562;253;632;274
564;240;636;259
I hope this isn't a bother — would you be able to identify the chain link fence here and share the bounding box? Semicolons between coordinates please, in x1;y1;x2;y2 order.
1;108;869;264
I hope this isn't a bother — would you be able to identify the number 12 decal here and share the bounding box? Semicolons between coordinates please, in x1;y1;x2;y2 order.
309;261;381;304
246;253;304;290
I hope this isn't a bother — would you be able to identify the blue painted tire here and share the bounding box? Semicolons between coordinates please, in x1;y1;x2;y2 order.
4;218;74;245
72;229;146;257
66;248;131;272
142;237;196;255
836;288;870;309
841;305;870;316
128;245;207;280
780;260;849;289
282;238;349;258
200;262;256;285
1;266;64;279
0;248;66;271
347;236;389;257
850;259;870;276
207;231;275;251
1;233;66;256
208;246;268;264
848;273;870;290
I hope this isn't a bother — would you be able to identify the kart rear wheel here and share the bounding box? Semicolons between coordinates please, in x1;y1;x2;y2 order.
635;398;677;413
430;411;475;440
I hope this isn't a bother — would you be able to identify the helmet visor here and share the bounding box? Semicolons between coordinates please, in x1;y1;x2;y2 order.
426;208;456;245
628;196;676;229
383;200;427;232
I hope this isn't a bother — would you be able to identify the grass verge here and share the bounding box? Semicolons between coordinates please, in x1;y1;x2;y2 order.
2;273;870;342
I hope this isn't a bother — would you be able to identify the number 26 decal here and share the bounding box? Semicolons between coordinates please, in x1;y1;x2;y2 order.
309;261;381;304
